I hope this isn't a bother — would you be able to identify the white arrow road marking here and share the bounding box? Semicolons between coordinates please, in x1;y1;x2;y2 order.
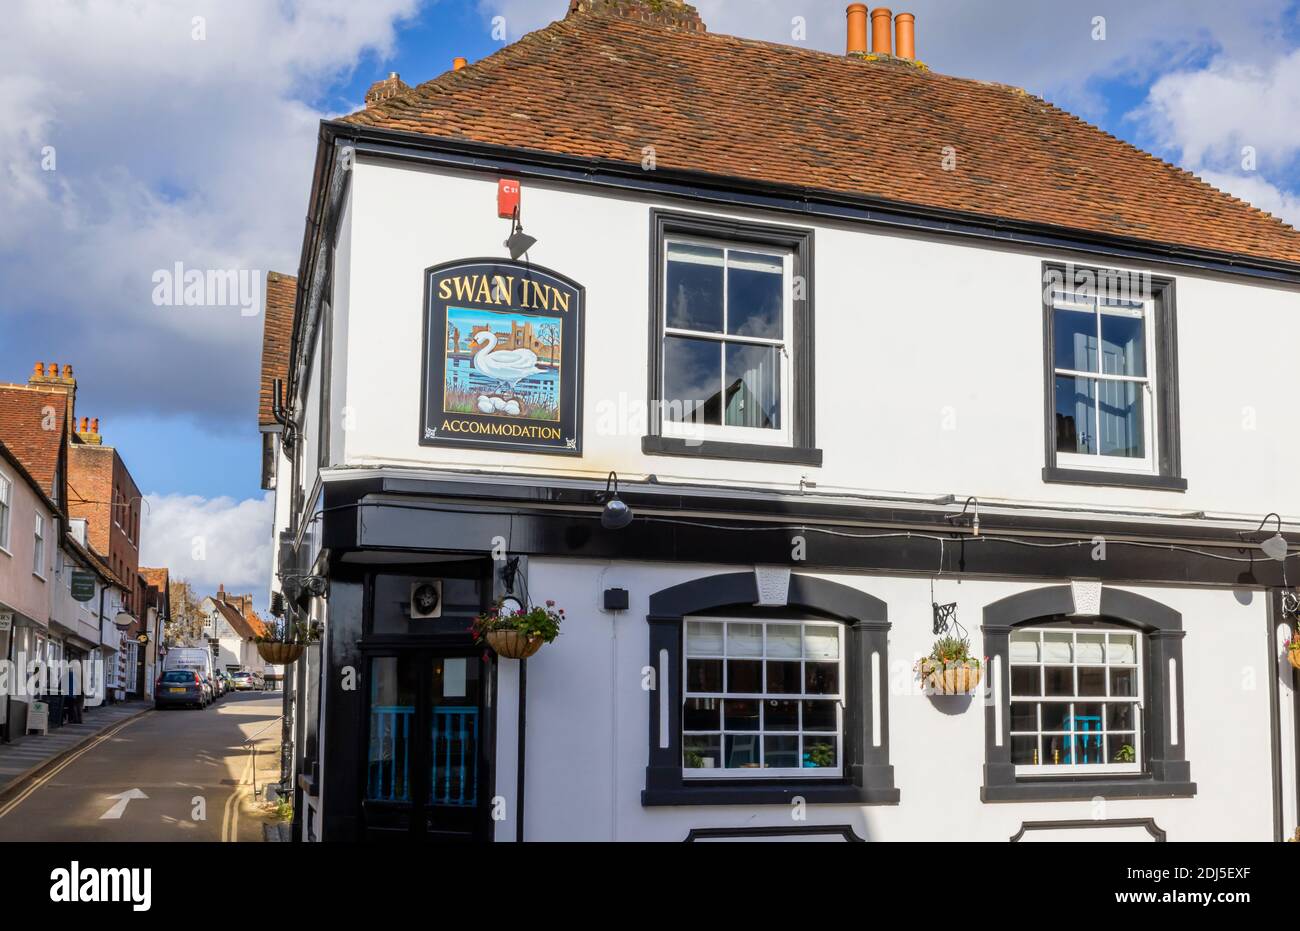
100;788;148;820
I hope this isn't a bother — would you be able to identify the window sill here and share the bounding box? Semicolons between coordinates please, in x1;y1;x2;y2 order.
643;781;899;807
982;778;1196;803
642;434;823;467
1042;467;1187;492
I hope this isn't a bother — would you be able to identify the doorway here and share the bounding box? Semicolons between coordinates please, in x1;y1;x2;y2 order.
361;649;491;841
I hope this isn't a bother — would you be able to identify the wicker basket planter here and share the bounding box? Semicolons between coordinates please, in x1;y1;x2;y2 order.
1288;647;1300;672
256;642;306;665
923;661;982;695
486;629;544;660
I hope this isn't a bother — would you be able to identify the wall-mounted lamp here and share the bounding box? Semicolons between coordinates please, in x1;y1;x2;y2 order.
503;206;537;261
597;471;633;530
1248;512;1289;562
947;495;980;536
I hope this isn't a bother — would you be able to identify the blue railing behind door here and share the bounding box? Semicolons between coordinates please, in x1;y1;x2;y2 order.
431;708;479;807
368;705;413;802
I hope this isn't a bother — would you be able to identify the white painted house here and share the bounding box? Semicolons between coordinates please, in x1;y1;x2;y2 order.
264;1;1300;842
199;586;269;676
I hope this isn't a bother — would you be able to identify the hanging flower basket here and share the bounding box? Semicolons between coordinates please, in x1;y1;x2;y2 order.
1288;647;1300;672
257;641;305;665
922;660;983;695
485;630;544;660
472;600;564;660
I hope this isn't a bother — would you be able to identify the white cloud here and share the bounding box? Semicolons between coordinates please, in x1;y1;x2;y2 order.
0;0;419;423
141;492;274;600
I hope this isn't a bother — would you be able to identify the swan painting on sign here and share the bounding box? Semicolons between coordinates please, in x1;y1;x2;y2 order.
443;306;563;422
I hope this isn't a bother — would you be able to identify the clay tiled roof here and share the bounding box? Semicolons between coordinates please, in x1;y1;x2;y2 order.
0;385;67;500
259;272;297;428
344;1;1300;266
213;594;268;641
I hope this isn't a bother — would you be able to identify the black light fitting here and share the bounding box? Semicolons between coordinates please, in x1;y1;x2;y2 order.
597;471;633;530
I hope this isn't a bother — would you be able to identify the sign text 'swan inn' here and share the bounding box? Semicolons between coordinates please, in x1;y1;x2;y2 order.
420;259;585;456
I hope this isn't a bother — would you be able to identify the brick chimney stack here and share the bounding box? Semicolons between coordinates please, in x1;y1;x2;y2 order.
365;72;410;108
28;360;77;426
76;415;102;445
566;0;707;32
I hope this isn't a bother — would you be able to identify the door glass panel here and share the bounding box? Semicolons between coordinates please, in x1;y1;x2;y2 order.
429;656;482;808
366;656;417;802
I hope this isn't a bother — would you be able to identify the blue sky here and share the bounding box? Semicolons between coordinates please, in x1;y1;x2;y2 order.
1;0;1298;604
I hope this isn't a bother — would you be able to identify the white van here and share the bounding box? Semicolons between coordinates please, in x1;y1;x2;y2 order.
162;648;214;704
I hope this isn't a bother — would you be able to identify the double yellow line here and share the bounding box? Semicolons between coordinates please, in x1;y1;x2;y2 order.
0;710;152;821
220;742;257;843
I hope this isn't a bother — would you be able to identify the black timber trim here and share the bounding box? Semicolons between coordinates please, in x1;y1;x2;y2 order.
643;571;897;807
1009;818;1166;842
646;209;818;462
323;121;1300;286
981;585;1195;803
314;473;1300;589
685;823;865;842
1042;263;1184;490
1267;589;1286;841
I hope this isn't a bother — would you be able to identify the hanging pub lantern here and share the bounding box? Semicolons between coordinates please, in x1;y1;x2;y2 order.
113;611;135;631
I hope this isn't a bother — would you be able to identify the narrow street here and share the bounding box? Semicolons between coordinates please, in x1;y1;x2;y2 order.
0;692;284;842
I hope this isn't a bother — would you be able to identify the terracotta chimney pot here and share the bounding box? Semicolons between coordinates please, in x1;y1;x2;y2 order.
453;57;468;71
870;7;892;54
32;362;44;378
91;417;99;433
895;12;915;60
62;364;73;380
846;4;868;55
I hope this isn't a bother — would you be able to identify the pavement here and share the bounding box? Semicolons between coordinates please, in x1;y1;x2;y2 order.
0;691;285;841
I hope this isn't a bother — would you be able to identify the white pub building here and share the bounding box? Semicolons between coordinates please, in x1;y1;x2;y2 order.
264;1;1300;842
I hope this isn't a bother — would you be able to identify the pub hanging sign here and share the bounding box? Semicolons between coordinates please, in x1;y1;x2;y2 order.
420;259;584;456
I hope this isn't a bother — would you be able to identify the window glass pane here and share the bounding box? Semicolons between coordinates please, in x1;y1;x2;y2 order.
663;336;722;425
1076;633;1105;663
686;621;723;655
766;661;802;694
724;734;760;769
801;700;838;732
764;734;799;769
1073;731;1103;764
1109;667;1137;697
803;625;839;659
723;699;760;731
1011;665;1041;696
802;737;836;769
1041;702;1071;732
726;250;783;340
683;698;720;730
1100;307;1146;377
1054;375;1097;455
723;342;781;430
686;659;722;693
1096;379;1145;459
1053;305;1098;372
1042;734;1074;765
804;662;839;695
683;735;721;770
1010;702;1038;731
1044;667;1074;696
1078;667;1107;696
1073;702;1104;729
1106;703;1136;731
764;699;799;730
765;623;801;657
726;623;763;657
727;660;762;693
1107;734;1137;764
1009;631;1040;662
1011;735;1039;765
1043;632;1073;662
666;243;723;332
1109;634;1137;664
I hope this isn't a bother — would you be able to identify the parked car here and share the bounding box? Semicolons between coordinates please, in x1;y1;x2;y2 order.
250;670;266;690
155;670;206;709
198;673;216;705
218;671;235;695
230;671;257;691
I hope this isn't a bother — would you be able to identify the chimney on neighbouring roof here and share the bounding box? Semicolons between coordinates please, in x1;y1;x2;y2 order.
77;415;102;445
566;0;707;33
364;71;410;108
28;359;77;426
870;7;892;54
895;12;915;60
218;583;225;600
453;57;467;71
846;4;868;55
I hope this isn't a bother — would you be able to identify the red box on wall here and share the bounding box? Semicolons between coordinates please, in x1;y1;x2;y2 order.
498;178;521;219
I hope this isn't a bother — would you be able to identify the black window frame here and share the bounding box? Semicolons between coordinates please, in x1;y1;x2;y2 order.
1041;261;1185;491
981;585;1195;802
643;209;821;467
643;572;897;807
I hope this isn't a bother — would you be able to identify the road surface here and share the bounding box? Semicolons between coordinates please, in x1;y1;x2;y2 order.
0;691;284;842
